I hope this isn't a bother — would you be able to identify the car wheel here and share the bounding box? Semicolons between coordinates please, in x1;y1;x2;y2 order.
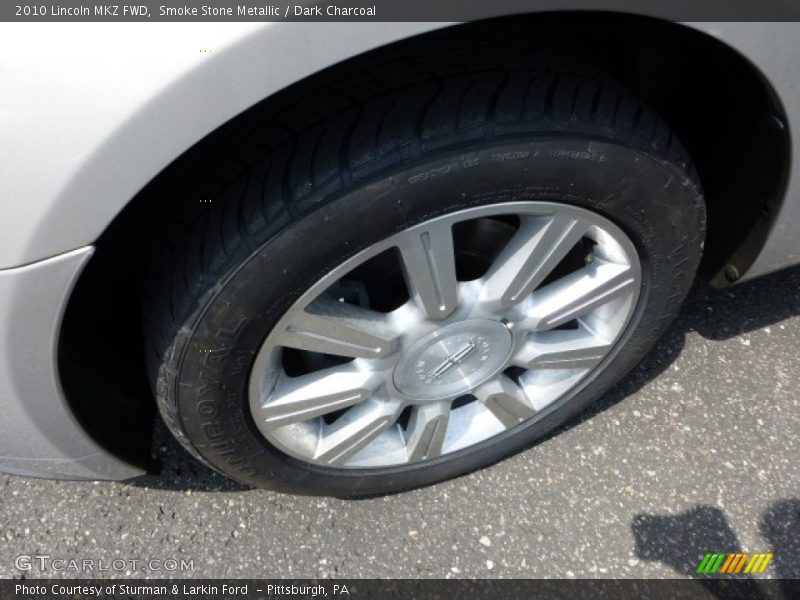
145;59;705;495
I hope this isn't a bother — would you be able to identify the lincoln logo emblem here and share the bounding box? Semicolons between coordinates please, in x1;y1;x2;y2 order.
427;341;478;380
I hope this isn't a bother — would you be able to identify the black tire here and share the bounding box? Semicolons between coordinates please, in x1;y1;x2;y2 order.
144;53;705;496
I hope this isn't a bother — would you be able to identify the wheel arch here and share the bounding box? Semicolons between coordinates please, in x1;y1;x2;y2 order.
58;14;790;471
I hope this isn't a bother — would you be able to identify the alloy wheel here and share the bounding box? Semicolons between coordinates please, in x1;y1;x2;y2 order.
249;202;641;468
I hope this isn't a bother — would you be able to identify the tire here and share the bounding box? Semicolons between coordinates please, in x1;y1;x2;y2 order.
144;53;705;496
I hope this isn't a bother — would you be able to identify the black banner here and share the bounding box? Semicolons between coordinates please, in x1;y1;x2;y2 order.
5;0;800;22
3;579;800;600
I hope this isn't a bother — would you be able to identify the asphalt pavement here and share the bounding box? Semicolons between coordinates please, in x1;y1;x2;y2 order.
1;267;799;580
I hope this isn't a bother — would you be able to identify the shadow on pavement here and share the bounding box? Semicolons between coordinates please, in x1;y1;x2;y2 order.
632;501;800;597
128;421;251;492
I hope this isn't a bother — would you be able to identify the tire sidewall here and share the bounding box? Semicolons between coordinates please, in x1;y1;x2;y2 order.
165;137;702;495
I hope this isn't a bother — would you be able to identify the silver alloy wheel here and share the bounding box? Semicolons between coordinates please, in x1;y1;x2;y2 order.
249;202;641;468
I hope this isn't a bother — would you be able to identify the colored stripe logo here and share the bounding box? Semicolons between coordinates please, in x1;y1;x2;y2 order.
696;552;773;574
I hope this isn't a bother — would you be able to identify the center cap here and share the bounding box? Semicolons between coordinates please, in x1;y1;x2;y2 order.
393;319;513;400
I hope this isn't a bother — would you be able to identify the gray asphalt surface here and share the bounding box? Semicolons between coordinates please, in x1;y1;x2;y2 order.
1;268;799;580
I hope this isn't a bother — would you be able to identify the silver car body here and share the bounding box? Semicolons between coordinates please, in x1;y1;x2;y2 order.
1;19;798;480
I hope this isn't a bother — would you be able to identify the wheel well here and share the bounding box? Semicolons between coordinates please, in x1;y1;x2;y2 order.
59;14;789;468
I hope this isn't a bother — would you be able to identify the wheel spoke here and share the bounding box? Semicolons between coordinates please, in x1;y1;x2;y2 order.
397;222;459;319
518;369;587;411
474;375;535;428
260;366;378;429
512;322;611;370
518;260;636;331
315;399;401;465
481;215;587;310
405;401;450;461
277;296;399;359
